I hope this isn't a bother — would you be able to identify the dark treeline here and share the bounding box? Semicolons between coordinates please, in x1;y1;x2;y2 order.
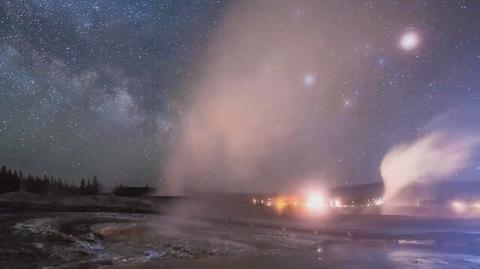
113;184;155;197
0;165;99;195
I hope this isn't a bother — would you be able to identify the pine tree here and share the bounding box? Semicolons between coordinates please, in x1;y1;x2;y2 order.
80;178;86;194
0;166;7;193
92;176;99;194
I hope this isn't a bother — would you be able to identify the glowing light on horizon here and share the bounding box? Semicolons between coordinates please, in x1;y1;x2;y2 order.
331;198;342;207
374;198;384;206
305;192;326;210
451;200;466;213
275;197;287;213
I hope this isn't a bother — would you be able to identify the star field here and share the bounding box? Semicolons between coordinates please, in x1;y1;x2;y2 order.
0;0;479;190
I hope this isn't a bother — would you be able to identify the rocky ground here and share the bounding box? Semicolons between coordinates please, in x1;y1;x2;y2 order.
1;210;480;269
0;192;155;213
1;193;480;268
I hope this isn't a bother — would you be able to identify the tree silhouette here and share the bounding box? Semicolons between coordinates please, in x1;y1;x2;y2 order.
113;184;154;197
0;165;102;195
0;166;21;193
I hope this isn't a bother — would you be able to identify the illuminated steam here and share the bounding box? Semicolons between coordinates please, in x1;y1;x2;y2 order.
162;1;368;193
161;0;480;196
380;132;480;203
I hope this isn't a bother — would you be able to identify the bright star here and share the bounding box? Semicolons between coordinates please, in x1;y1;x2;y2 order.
400;31;420;51
303;73;315;86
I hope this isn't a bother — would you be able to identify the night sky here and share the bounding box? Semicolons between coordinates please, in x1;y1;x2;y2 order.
0;0;479;192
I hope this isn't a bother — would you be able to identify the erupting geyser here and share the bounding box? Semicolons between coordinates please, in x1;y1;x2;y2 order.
380;132;480;204
162;1;364;194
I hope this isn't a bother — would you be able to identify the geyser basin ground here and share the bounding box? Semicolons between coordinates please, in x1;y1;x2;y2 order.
1;210;480;269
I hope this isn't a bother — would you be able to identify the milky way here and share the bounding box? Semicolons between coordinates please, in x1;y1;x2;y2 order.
0;1;479;191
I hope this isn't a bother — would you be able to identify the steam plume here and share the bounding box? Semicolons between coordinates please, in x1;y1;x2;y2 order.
380;132;480;203
162;1;368;194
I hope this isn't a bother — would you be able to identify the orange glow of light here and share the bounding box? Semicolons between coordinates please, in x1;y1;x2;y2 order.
275;197;287;213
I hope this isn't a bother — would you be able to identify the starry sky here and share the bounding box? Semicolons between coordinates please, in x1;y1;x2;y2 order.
0;0;479;192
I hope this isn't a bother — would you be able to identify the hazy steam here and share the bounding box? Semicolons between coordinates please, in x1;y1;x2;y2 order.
380;132;480;203
161;0;480;196
162;1;370;194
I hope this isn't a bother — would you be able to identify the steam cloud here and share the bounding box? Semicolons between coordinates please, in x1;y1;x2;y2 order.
162;0;480;196
380;132;480;203
162;1;370;193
